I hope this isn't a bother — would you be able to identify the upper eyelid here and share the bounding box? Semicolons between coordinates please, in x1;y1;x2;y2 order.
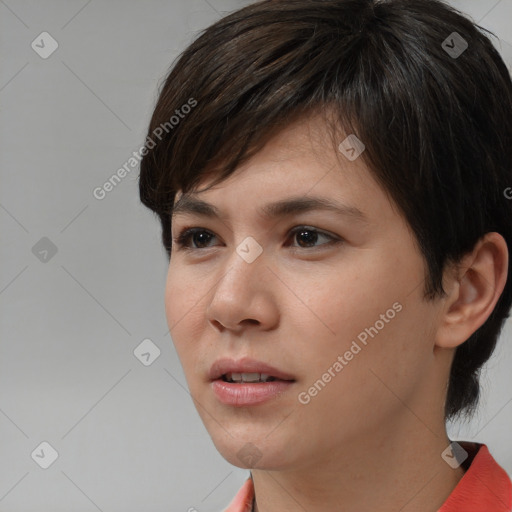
173;225;340;246
174;225;336;237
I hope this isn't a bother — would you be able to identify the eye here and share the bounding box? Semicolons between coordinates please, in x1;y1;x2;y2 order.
172;226;341;251
287;226;340;249
173;227;218;250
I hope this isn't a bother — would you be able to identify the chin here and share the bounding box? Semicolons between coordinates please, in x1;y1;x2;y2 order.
208;427;294;470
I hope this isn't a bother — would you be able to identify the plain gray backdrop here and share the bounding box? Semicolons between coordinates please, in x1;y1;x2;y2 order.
1;1;511;511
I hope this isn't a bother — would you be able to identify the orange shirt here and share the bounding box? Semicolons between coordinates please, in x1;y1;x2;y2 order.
223;443;511;512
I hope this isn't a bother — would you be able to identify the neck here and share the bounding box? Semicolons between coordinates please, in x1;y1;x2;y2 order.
251;416;465;512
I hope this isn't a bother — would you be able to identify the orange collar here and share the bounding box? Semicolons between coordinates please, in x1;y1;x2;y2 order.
224;443;511;512
439;442;511;511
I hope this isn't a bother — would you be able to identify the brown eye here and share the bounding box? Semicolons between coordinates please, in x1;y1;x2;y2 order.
172;225;342;252
174;228;218;250
294;228;320;247
288;226;340;249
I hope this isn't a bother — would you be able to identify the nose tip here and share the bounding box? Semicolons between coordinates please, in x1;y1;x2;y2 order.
206;248;278;332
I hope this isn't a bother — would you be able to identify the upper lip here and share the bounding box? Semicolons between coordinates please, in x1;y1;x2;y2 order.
209;357;296;381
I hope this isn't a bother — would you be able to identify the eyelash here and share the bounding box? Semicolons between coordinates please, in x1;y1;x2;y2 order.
172;226;342;252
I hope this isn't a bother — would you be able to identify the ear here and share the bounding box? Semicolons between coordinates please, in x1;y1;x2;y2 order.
435;232;509;349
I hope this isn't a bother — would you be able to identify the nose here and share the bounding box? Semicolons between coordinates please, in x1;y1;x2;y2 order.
206;243;279;333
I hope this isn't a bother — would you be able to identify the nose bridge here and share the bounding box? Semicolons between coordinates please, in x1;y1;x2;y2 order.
207;236;271;328
220;235;267;292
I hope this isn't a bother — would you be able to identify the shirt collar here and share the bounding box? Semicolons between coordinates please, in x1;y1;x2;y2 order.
439;442;512;511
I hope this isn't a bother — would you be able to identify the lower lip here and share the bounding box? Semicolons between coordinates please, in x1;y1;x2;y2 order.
211;379;294;406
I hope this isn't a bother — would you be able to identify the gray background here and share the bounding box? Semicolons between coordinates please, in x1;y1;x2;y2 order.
1;1;511;511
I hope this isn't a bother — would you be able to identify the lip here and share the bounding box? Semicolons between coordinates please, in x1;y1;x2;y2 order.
211;380;294;406
208;357;296;382
209;357;296;407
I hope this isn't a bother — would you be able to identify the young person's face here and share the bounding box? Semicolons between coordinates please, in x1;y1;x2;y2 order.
165;115;451;470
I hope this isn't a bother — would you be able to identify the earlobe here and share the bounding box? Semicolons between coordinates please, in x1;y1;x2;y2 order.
435;232;509;350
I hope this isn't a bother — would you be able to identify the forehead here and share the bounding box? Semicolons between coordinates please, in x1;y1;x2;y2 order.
171;192;371;227
174;113;374;204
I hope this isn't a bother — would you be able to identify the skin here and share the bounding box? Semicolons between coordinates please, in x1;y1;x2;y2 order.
164;113;508;512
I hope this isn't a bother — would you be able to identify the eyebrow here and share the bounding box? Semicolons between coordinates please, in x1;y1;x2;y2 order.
171;194;368;224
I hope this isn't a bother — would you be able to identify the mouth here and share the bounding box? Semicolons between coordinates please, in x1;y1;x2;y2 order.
221;372;281;383
209;358;296;406
209;357;296;383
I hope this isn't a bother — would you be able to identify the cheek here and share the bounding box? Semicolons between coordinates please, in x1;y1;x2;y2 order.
290;249;429;392
164;261;204;322
164;264;206;363
291;300;432;447
288;254;405;355
164;264;184;328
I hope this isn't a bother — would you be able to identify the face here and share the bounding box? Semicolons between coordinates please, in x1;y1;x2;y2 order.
165;115;447;471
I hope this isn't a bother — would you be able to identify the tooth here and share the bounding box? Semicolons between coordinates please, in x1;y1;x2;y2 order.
241;372;261;382
224;372;277;383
